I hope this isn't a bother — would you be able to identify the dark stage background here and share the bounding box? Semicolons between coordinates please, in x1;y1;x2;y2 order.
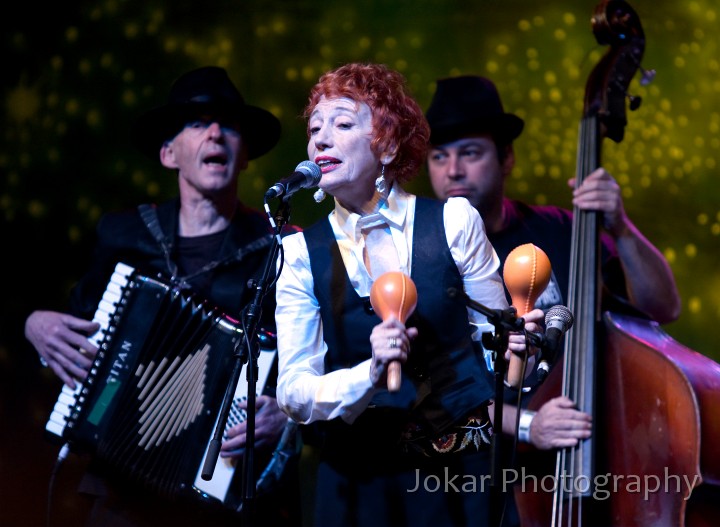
2;1;719;525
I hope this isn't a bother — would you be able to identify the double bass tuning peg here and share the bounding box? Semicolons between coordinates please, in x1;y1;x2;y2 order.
626;67;654;111
640;67;656;86
628;94;642;111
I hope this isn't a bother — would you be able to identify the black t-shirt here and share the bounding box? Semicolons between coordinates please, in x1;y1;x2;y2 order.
175;230;227;297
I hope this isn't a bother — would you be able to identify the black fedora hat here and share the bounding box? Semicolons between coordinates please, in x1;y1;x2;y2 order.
425;75;524;145
133;66;281;160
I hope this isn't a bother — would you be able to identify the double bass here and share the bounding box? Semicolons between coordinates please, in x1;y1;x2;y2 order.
514;1;720;525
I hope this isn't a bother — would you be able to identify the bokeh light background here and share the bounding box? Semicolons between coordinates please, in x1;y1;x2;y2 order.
1;0;719;522
4;0;718;357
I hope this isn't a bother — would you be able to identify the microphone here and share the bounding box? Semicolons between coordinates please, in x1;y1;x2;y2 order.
536;305;574;382
265;161;322;200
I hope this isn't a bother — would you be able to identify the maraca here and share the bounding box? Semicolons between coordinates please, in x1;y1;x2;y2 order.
369;271;418;392
502;243;552;388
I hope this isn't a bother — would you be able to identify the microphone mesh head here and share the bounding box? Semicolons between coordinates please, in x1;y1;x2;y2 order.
295;160;322;184
546;305;574;329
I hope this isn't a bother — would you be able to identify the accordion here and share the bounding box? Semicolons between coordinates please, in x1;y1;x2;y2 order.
45;262;276;506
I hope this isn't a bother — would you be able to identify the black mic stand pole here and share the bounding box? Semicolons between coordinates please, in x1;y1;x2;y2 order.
200;197;291;527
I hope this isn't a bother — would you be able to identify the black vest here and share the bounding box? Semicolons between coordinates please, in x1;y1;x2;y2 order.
303;197;493;436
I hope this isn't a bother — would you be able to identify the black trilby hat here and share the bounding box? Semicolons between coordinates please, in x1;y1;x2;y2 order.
425;75;524;146
133;66;281;160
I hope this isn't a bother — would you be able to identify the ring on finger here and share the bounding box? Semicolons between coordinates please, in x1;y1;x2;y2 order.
78;347;88;356
389;337;398;348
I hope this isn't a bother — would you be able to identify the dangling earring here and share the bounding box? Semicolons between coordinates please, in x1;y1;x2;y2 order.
375;164;387;194
313;188;326;203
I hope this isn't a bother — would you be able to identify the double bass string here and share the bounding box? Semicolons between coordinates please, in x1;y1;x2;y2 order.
552;114;600;527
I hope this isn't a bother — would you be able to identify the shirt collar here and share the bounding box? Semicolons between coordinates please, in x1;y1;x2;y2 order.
333;183;410;243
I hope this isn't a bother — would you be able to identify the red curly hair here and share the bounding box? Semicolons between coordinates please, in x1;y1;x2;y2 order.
304;63;430;183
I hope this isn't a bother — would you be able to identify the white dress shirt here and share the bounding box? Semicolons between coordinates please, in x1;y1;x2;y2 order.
275;185;508;425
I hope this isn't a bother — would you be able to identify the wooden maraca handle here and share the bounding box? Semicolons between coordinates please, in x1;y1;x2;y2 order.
369;272;418;392
503;244;552;388
387;362;402;392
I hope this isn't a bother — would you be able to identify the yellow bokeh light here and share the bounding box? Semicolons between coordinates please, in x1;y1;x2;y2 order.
68;225;81;244
664;247;676;263
66;27;79;42
86;109;100;127
27;200;46;218
65;99;79;116
272;19;287;34
163;38;178;53
301;66;315;81
687;296;702;314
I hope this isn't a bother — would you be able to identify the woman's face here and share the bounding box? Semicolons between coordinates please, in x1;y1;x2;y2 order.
307;96;380;210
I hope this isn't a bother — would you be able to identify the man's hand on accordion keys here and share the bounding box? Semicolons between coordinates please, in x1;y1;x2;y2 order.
220;395;288;459
24;310;100;388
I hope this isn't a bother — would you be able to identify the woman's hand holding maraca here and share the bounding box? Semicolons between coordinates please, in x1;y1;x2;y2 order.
506;307;544;362
369;317;418;388
369;271;418;391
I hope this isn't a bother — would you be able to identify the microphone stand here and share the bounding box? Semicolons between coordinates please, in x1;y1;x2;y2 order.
447;287;525;524
452;288;559;526
200;197;291;527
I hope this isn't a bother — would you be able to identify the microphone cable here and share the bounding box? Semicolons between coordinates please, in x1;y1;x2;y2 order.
46;442;70;527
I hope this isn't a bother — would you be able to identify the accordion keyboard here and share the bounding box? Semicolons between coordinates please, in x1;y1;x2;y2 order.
44;262;134;439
